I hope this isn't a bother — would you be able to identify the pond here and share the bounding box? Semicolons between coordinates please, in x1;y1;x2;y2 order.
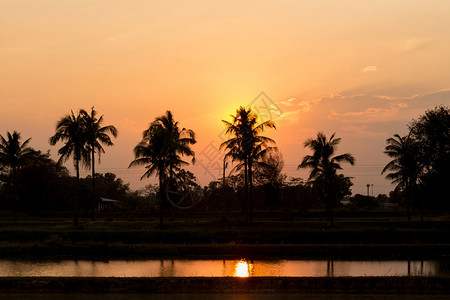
0;259;448;277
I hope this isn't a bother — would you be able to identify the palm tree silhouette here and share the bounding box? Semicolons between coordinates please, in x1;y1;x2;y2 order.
298;132;355;227
382;134;420;221
82;107;118;215
0;131;33;220
50;110;90;226
221;106;276;222
129;111;195;227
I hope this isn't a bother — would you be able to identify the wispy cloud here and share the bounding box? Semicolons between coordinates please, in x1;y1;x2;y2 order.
402;38;430;53
280;98;296;106
361;65;378;72
275;110;301;121
275;89;450;137
329;102;409;123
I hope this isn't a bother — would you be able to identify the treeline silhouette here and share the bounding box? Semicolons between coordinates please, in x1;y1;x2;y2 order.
0;105;448;225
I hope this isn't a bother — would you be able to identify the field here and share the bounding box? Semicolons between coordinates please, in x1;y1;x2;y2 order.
0;209;449;260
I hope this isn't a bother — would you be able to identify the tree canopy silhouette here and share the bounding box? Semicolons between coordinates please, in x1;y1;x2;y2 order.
221;106;276;221
49;110;90;226
0;131;33;220
298;132;355;226
129;110;196;227
409;105;450;211
82;107;118;214
382;134;420;221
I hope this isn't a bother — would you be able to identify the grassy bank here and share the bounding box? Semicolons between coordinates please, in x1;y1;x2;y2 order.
0;211;449;259
0;277;449;294
1;242;450;260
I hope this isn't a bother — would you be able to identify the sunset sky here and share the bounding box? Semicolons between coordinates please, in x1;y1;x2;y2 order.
1;0;450;195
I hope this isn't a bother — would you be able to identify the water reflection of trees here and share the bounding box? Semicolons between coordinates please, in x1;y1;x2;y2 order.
159;259;175;277
433;260;450;276
327;259;334;277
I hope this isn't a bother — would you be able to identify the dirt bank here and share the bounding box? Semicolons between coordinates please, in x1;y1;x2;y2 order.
0;277;449;294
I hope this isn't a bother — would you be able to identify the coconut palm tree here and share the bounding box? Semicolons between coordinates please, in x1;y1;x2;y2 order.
221;106;276;222
49;110;90;226
382;134;420;221
298;132;355;227
129;111;195;227
81;107;118;214
0;131;33;220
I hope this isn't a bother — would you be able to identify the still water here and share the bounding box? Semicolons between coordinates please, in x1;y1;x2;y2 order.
0;259;448;277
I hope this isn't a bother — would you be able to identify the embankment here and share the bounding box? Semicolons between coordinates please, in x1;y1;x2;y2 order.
0;277;449;294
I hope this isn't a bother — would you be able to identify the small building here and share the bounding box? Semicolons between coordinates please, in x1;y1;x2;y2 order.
381;202;399;208
98;197;120;211
340;199;351;206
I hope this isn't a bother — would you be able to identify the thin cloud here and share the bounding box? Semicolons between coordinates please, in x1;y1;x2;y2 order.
275;110;301;121
402;38;430;53
329;102;409;123
280;98;296;106
361;66;378;72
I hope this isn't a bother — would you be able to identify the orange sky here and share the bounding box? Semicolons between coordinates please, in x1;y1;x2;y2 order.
1;0;450;195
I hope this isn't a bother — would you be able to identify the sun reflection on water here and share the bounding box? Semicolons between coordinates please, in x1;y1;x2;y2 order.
234;259;253;277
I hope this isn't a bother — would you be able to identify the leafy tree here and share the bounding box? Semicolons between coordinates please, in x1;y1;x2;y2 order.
0;131;33;220
82;107;118;214
409;105;450;211
129;111;196;227
281;177;316;214
16;150;72;213
166;168;201;209
253;151;285;186
349;194;378;210
382;134;420;220
253;151;285;212
334;174;353;204
85;173;128;200
50;110;90;226
221;106;276;221
298;132;355;226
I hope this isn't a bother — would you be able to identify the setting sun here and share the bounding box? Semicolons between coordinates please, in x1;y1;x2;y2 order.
234;259;254;277
0;1;449;297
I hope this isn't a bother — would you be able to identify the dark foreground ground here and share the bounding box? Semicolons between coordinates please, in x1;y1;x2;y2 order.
0;277;449;295
0;210;449;296
0;210;449;259
1;294;449;300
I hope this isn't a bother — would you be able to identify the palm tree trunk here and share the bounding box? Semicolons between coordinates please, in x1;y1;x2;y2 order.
325;194;331;225
222;160;226;222
74;159;80;226
406;183;411;221
248;159;254;222
324;178;334;227
12;166;18;221
159;170;164;228
91;150;96;220
244;159;249;223
329;194;334;227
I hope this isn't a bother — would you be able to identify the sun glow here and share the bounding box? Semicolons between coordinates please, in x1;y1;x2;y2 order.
233;259;253;277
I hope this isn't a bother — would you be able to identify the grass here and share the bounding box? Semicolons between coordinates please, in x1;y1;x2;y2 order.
0;210;448;259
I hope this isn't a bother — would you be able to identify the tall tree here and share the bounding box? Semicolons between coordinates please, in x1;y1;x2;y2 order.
221;106;276;222
15;150;71;213
253;152;285;212
409;105;450;211
49;110;90;226
382;134;420;221
0;131;33;220
298;132;355;226
129;111;195;227
82;107;118;214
